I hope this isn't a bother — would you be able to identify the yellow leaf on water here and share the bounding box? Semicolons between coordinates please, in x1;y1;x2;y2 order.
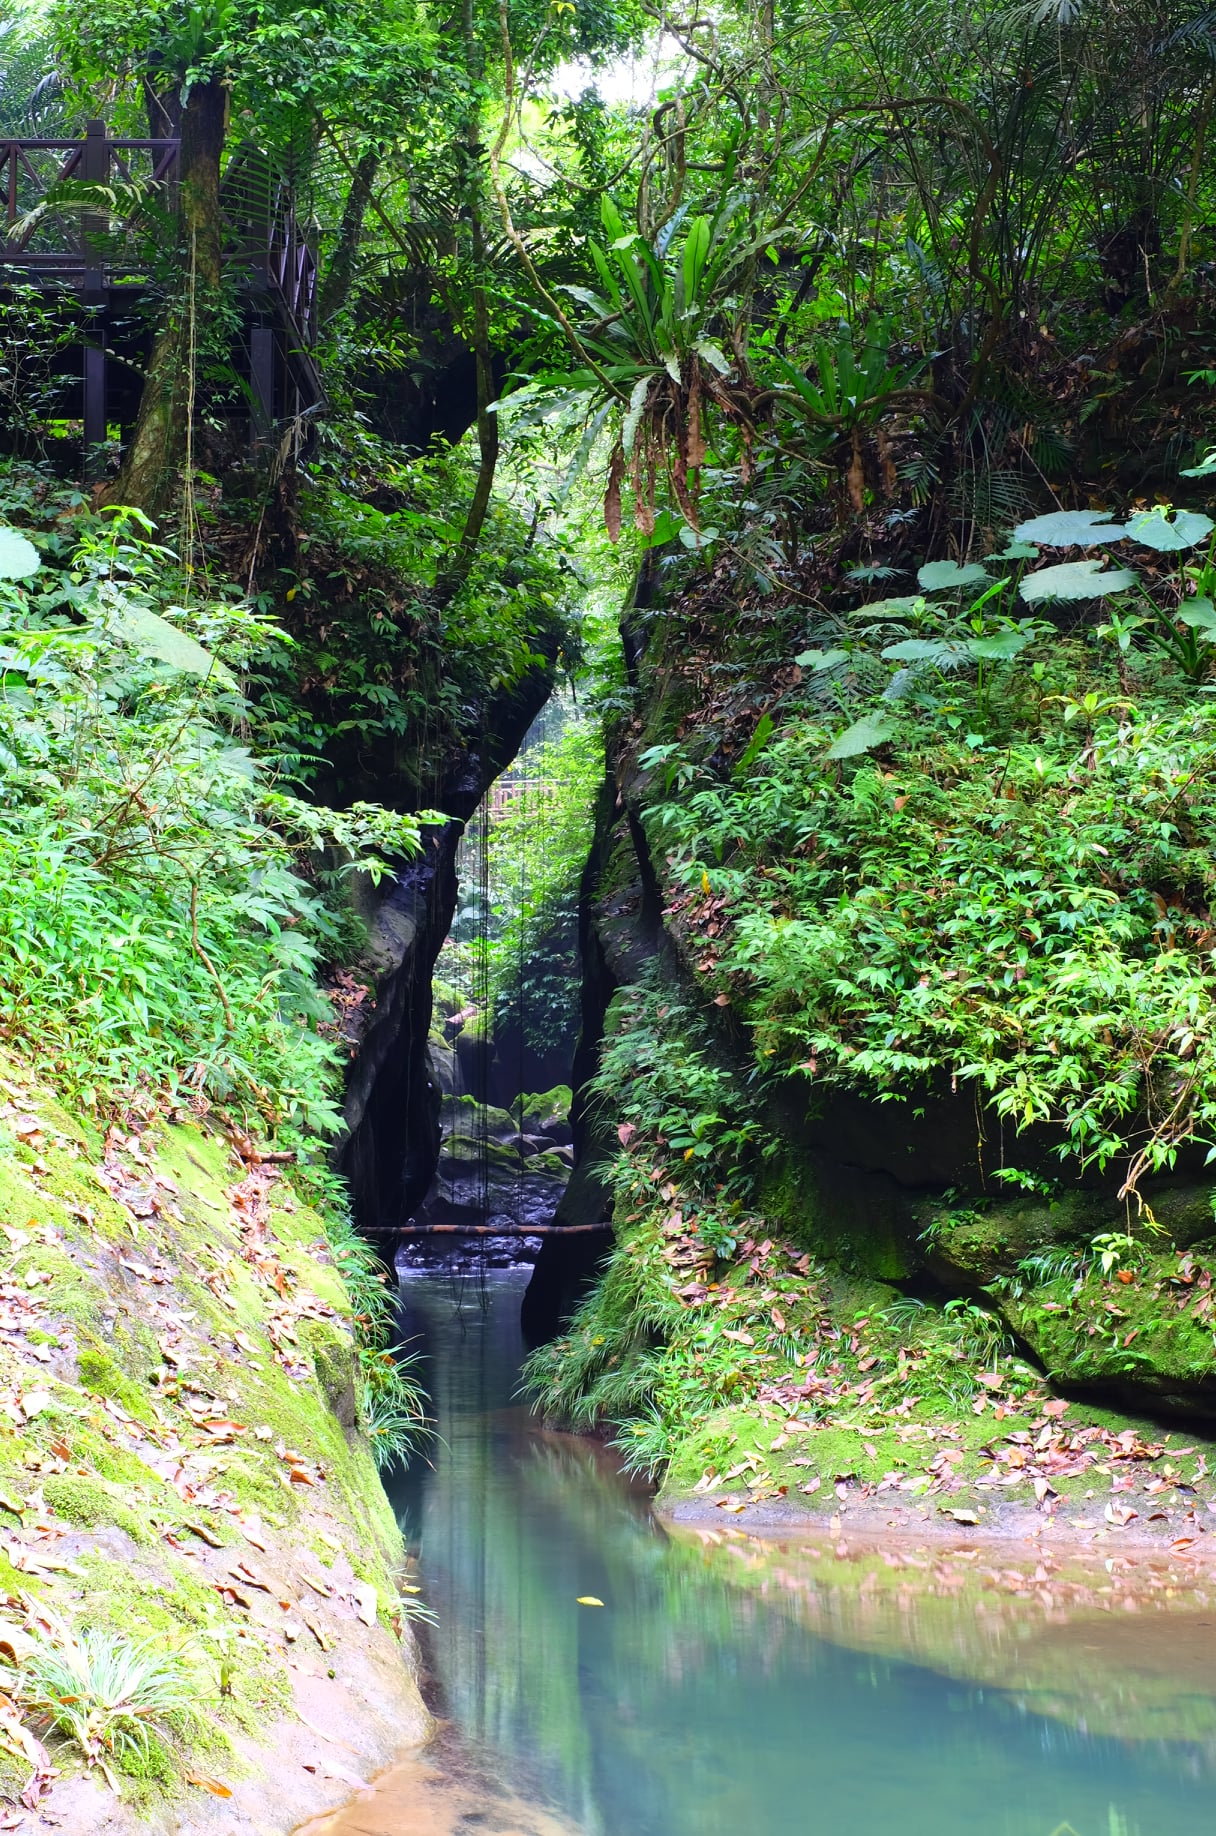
576;1596;604;1607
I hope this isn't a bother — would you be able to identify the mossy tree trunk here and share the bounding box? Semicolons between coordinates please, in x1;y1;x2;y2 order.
435;0;498;605
107;79;230;517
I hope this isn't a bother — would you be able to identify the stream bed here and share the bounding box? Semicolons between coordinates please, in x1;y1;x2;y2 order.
312;1271;1216;1836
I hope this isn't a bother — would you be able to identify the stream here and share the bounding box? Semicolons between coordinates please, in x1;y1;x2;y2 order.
315;1270;1216;1836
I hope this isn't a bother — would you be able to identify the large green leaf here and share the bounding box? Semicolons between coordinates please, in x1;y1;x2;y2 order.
682;216;711;312
853;594;928;618
882;637;964;663
968;627;1035;660
794;647;850;671
986;540;1039;561
110;602;234;683
0;528;40;580
1125;508;1214;552
916;560;989;592
694;339;732;375
737;711;774;771
1020;560;1138;603
1013;510;1127;547
1179;597;1216;633
826;713;896;758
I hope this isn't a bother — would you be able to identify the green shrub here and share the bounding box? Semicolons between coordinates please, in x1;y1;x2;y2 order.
647;660;1216;1189
0;487;425;1134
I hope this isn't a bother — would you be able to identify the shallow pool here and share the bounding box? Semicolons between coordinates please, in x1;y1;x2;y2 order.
343;1272;1216;1836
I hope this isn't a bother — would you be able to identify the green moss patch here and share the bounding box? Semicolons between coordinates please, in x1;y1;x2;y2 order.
0;1049;411;1815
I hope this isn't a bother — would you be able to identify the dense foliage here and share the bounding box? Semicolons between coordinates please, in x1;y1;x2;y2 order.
0;475;426;1131
643;515;1216;1191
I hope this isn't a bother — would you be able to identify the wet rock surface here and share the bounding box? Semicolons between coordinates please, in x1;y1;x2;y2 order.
410;1093;571;1239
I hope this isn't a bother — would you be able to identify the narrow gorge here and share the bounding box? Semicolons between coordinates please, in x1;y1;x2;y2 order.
4;2;1216;1832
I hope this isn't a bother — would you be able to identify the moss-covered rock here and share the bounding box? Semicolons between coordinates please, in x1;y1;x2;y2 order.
302;1317;359;1430
0;1047;429;1832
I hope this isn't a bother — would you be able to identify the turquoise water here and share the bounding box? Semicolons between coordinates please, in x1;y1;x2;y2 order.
385;1272;1216;1836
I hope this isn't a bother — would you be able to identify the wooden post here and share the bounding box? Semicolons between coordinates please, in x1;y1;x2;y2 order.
82;341;106;457
81;121;109;472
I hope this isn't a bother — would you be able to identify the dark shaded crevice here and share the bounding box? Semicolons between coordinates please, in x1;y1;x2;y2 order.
520;775;621;1345
339;664;559;1254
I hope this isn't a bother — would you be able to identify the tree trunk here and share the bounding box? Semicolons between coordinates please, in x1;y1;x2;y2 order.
107;80;230;516
319;147;379;324
435;0;498;603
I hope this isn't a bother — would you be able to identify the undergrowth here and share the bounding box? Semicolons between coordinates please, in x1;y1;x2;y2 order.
0;472;428;1137
645;549;1216;1194
255;436;575;792
523;973;1037;1476
1;1612;201;1789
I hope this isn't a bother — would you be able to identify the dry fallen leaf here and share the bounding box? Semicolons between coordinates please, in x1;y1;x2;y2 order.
315;1759;369;1790
185;1772;232;1798
184;1520;224;1549
351;1583;377;1628
301;1613;330;1651
230;1564;272;1594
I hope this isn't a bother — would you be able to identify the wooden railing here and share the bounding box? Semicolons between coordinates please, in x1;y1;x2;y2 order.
0;120;317;340
0;120;179;287
0;121;322;443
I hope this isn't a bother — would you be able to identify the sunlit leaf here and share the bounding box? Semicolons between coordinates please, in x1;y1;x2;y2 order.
826;713;896;758
0;528;40;580
985;540;1039;561
852;594;927;618
1179;597;1216;633
794;647;849;671
1125;508;1214;552
694;339;732;375
967;628;1036;659
916;560;989;592
1020;560;1138;603
107;604;235;682
881;637;963;663
1013;510;1127;546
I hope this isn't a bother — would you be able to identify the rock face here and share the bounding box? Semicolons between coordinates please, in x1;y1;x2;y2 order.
415;1093;572;1234
338;666;558;1247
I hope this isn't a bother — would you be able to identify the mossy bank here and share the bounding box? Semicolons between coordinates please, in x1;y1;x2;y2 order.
524;536;1216;1547
0;1048;428;1831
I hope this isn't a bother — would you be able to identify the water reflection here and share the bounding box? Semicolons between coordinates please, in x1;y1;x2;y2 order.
358;1274;1216;1836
